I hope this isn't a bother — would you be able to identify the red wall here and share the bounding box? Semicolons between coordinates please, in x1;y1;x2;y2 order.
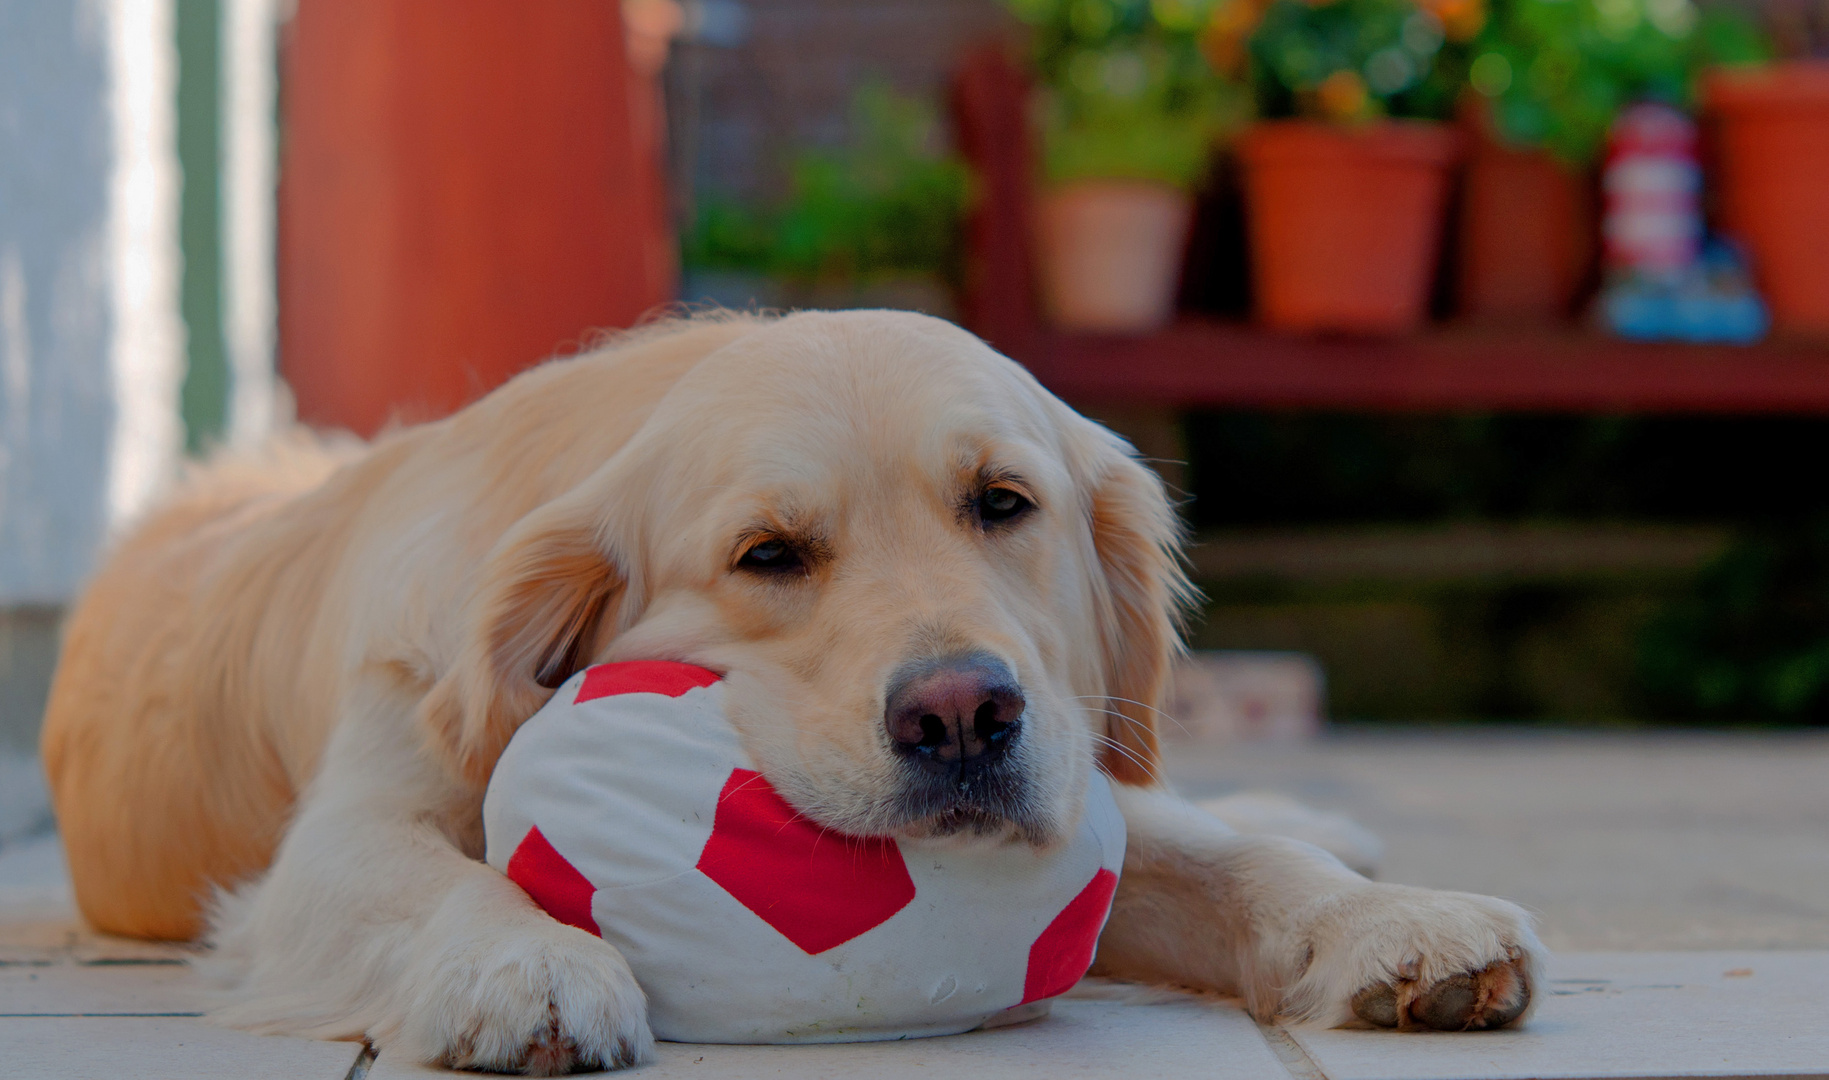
280;0;673;436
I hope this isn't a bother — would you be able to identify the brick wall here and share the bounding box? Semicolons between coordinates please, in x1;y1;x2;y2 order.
670;0;1014;207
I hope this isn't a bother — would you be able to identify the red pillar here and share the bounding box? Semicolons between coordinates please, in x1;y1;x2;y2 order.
280;0;673;436
952;44;1041;356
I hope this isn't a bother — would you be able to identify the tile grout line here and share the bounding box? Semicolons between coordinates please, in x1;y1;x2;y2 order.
0;1011;206;1017
1255;1019;1332;1080
344;1040;377;1080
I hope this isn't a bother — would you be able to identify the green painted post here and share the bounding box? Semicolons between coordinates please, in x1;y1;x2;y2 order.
176;0;227;453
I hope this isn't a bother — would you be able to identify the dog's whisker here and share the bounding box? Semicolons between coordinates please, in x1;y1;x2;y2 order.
1067;693;1179;721
1068;695;1192;737
1078;704;1193;742
1087;731;1165;785
1096;738;1161;782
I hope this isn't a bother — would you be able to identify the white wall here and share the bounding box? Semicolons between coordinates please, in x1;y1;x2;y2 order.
0;0;185;606
221;0;280;449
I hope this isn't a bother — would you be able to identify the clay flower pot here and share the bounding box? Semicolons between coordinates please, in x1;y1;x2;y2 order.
1458;126;1594;321
1035;180;1193;333
1705;62;1829;335
1239;120;1460;333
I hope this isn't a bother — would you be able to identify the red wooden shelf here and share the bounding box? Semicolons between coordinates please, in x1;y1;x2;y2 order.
1009;319;1829;415
950;48;1829;417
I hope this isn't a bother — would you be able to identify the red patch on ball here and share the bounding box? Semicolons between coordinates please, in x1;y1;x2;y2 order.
505;825;598;935
575;660;721;703
1022;867;1119;1003
697;768;917;954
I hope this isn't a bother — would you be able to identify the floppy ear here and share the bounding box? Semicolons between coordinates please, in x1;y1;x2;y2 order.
1085;432;1194;787
418;498;626;789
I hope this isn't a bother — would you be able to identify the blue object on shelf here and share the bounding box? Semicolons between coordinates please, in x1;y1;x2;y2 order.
1601;240;1769;345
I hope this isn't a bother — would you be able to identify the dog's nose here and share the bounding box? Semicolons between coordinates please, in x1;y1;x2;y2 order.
884;654;1024;771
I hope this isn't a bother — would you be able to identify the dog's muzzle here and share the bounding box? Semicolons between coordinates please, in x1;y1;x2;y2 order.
883;652;1041;840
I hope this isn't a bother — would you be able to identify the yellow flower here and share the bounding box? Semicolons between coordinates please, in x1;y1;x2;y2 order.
1418;0;1486;42
1316;69;1372;121
1200;0;1268;75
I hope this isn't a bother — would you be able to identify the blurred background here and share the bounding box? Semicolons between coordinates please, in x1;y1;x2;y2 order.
4;0;1829;878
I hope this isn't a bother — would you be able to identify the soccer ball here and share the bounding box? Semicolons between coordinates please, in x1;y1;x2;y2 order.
484;660;1127;1044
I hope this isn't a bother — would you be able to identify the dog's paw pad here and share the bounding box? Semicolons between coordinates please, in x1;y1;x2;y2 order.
1352;956;1530;1032
1444;956;1531;1030
505;998;645;1076
510;1035;643;1076
1414;973;1484;1029
1350;982;1400;1027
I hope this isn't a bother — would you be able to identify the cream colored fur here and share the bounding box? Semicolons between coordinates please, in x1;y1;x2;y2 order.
41;311;1540;1072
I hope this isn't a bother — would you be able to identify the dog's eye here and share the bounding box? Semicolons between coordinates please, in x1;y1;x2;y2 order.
977;486;1033;525
738;538;802;573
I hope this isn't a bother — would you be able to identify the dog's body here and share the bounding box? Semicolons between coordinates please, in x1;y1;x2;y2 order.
43;312;1539;1072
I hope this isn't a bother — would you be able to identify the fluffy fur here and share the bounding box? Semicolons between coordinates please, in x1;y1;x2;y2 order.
41;311;1540;1072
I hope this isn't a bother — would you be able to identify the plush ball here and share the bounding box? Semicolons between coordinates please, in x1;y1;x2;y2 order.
483;660;1127;1044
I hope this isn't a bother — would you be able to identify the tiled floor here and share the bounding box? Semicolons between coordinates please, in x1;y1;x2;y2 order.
1168;728;1829;951
4;728;1828;1079
365;993;1288;1080
1289;951;1829;1080
0;883;363;1079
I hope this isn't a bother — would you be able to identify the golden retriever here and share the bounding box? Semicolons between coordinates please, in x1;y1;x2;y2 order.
41;310;1538;1072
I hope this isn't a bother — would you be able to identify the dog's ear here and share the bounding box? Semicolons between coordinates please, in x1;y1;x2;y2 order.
1084;431;1193;787
419;497;626;789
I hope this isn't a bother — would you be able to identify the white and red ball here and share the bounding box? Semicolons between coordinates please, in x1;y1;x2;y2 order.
483;660;1127;1044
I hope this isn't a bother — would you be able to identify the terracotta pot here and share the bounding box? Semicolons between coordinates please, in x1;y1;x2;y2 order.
280;0;673;437
1705;62;1829;335
1458;131;1594;320
1239;120;1460;333
1036;181;1193;333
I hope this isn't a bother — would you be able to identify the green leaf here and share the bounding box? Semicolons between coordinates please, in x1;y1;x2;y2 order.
1473;0;1771;164
682;83;972;282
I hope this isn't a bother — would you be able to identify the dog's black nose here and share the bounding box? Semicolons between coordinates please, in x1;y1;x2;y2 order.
885;653;1024;771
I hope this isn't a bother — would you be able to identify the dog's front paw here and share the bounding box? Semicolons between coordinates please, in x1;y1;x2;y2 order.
1278;883;1542;1032
1347;950;1531;1031
391;920;652;1074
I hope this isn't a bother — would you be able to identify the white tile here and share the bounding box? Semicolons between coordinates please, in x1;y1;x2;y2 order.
369;996;1289;1079
0;1016;362;1080
1169;651;1324;743
0;918;196;966
0;962;201;1016
67;936;197;965
0;831;66;887
1290;950;1829;1080
0;918;79;965
1162;733;1829;952
0;832;72;918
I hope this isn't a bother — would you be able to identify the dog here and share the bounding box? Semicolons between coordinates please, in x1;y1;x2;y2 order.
41;310;1540;1072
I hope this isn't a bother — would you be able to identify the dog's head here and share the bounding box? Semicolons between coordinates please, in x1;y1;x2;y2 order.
429;311;1189;846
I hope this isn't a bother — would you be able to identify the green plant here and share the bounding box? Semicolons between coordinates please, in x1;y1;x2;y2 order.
1639;518;1829;722
683;201;777;275
1243;0;1472;122
1468;0;1769;163
682;84;971;282
1005;0;1250;188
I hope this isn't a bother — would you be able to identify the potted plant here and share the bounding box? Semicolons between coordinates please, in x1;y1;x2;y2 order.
1459;0;1767;319
681;85;973;318
1005;0;1249;332
1227;0;1469;332
1705;61;1829;335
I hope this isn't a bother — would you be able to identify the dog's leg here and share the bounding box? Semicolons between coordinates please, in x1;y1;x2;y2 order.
204;679;651;1073
1093;784;1542;1031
